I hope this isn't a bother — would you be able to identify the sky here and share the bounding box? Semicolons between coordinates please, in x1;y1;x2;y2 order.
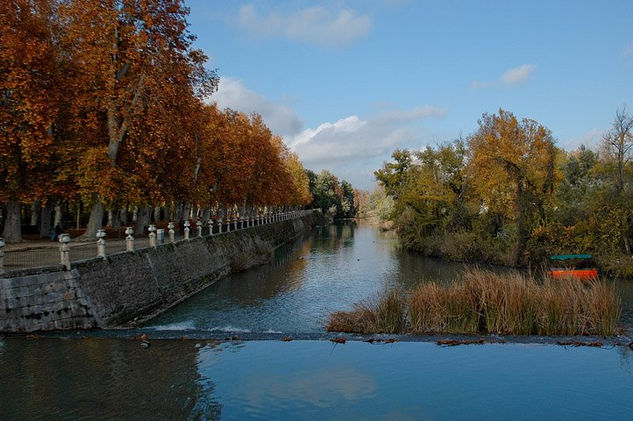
185;0;633;189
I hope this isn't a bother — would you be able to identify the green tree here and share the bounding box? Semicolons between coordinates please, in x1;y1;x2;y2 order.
374;149;412;200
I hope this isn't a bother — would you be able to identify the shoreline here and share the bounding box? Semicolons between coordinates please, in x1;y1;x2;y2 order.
5;328;632;348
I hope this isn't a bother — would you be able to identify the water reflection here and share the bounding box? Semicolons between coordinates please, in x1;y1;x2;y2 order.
1;338;632;419
0;338;221;420
200;341;633;420
147;221;633;333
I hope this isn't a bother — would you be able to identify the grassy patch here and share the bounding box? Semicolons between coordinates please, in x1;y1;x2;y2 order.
327;268;621;336
327;289;406;334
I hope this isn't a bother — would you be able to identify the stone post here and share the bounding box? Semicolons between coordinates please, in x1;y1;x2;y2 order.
59;233;71;270
233;217;237;231
208;219;214;236
125;227;134;252
196;220;203;237
168;222;175;243
96;229;107;259
218;218;223;234
0;238;5;274
239;216;244;230
148;224;157;247
184;220;190;240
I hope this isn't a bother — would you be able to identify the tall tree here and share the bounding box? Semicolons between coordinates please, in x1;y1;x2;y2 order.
374;149;412;200
0;0;64;242
62;0;216;236
468;109;557;264
600;107;633;253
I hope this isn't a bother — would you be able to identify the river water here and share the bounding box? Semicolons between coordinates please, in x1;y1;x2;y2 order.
2;221;633;419
146;221;633;334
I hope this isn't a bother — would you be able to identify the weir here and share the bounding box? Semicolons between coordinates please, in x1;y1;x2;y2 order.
0;212;321;333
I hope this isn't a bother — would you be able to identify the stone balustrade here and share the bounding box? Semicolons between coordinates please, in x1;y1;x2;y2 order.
0;209;318;273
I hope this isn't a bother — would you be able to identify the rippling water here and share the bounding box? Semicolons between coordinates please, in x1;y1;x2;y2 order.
146;221;633;334
146;222;470;334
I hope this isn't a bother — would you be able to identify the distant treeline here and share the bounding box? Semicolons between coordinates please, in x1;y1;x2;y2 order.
373;108;633;277
305;169;357;219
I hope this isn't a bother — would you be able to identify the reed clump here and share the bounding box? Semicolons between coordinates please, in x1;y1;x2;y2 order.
327;289;406;334
328;268;621;336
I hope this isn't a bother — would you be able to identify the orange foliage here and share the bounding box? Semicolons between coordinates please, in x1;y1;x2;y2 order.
1;0;311;216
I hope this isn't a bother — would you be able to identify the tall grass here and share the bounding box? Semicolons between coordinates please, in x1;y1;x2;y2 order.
327;268;621;336
327;289;406;334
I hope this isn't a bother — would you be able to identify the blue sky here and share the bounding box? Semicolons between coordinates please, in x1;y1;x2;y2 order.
185;0;633;189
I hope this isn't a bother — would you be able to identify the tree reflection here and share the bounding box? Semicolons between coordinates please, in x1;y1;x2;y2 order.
0;338;221;419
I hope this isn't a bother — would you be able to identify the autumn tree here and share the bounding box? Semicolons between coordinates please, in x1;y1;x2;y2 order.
61;0;216;236
467;110;557;264
0;0;66;242
284;151;312;206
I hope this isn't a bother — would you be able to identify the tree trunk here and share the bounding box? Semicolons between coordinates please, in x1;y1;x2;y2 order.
120;206;128;227
514;181;529;266
30;199;41;226
173;203;183;221
153;206;161;224
39;202;52;238
84;201;105;238
623;210;631;255
111;209;122;229
53;202;62;227
135;206;151;235
3;199;22;243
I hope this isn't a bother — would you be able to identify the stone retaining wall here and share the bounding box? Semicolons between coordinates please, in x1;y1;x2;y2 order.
0;213;319;332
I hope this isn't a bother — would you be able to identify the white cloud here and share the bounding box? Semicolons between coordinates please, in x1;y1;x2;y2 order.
211;78;445;189
501;64;536;85
472;64;536;89
236;4;371;48
286;106;445;188
210;77;303;137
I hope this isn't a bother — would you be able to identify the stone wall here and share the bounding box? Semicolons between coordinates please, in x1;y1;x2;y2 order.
0;213;319;332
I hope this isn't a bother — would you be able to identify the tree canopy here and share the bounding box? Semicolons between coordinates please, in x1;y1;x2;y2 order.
0;0;314;241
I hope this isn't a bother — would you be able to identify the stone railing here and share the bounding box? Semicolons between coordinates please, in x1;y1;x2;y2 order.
0;209;317;273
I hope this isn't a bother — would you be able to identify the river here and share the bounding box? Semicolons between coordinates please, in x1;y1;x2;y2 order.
2;221;633;419
146;221;633;334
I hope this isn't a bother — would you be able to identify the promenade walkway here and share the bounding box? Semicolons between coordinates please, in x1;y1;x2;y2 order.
0;210;315;272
